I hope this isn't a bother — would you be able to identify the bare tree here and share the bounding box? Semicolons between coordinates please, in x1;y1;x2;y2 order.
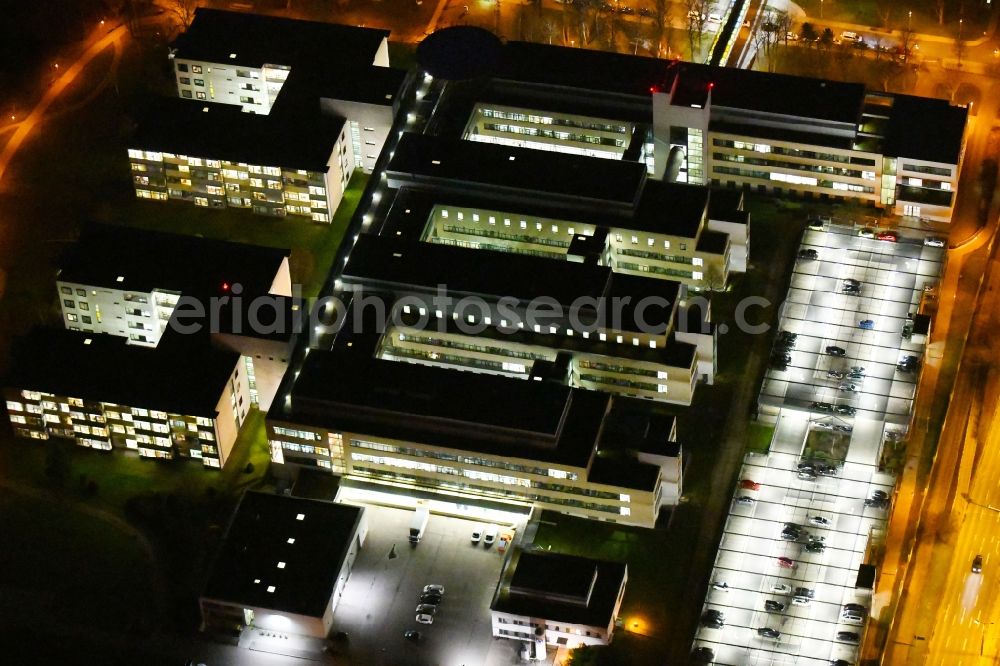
935;0;946;25
654;0;672;58
875;0;892;30
799;22;818;45
683;0;717;62
898;23;916;63
164;0;198;29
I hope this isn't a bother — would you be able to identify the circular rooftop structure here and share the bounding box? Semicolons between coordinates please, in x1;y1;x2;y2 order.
416;26;503;81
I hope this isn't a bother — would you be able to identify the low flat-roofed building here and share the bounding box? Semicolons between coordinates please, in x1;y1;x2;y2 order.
266;346;674;527
200;491;367;639
127;97;353;222
170;8;390;114
491;549;628;652
4;328;249;468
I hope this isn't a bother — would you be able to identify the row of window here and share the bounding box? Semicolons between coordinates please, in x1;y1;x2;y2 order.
481;123;625;148
713;152;875;180
713;138;877;166
479;108;629;134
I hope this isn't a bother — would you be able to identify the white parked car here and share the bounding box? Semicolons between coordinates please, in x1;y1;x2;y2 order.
471;525;483;543
415;613;434;625
484;524;499;547
772;583;791;594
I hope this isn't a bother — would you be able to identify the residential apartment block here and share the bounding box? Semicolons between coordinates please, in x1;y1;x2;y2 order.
491;549;628;655
169;8;390;114
55;224;296;410
128;98;354;221
266;345;682;528
4;329;249;468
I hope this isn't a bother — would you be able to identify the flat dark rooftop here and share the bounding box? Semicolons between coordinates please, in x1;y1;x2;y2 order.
342;234;612;305
600;398;677;456
385;132;646;207
709;120;857;152
130;97;345;172
884;94;967;164
279;347;608;468
495;42;867;125
696;229;730;255
7;328;238;418
588;455;661;491
493;549;627;628
203;492;363;617
58;224;289;299
172;8;388;70
279;65;407;109
634;181;708;239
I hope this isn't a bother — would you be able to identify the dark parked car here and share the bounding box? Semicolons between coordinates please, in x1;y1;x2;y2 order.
836;405;857;416
805;541;826;553
692;646;715;663
872;490;889;500
420;593;442;604
837;631;860;643
827;369;846;379
843;278;861;287
764;599;786;612
735;495;756;505
797;248;819;260
843;603;867;612
794;586;815;598
758;627;781;638
810;401;835;412
859;319;875;330
865;497;888;509
826;346;847;356
849;366;866;378
404;630;421;642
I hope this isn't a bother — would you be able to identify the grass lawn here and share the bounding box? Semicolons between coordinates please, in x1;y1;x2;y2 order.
0;488;157;632
746;422;776;455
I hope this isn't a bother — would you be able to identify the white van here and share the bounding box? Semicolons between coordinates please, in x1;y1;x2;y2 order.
840;31;861;43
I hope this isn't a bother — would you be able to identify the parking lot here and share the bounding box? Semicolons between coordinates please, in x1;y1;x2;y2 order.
330;504;534;666
760;226;942;423
691;225;940;665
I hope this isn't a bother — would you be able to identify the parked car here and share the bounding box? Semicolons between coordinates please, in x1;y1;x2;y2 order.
712;581;730;591
844;603;867;612
416;613;434;625
810;401;835;412
691;646;715;662
842;284;861;294
792;595;811;606
794;587;815;598
404;630;421;642
810;515;830;526
865;497;888;509
471;525;483;543
813;422;835;431
758;627;781;639
834;424;854;433
827;369;846;379
781;528;801;541
423;584;445;595
740;479;761;491
420;592;442;605
836;631;861;643
691;646;715;663
772;583;792;593
836;405;857;416
876;230;899;242
700;613;724;629
849;366;866;379
842;610;865;623
415;604;437;615
859;319;875;330
735;495;756;505
764;599;786;612
798;470;818;481
924;236;946;247
898;355;920;373
843;278;861;287
777;557;796;569
805;541;826;553
839;382;858;392
973;554;984;573
798;248;819;260
483;524;498;547
872;490;889;500
858;227;876;238
826;346;847;357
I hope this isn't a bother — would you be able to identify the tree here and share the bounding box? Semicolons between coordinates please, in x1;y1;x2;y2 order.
875;0;893;30
819;27;834;49
799;22;818;44
653;0;672;58
683;0;717;62
935;0;946;25
898;23;916;63
164;0;198;30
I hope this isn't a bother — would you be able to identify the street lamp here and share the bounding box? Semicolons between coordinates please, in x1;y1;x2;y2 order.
908;10;912;31
820;0;824;19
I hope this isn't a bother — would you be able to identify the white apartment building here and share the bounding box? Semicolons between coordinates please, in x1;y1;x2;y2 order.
169;9;390;115
4;329;250;468
128;98;355;222
55;224;291;348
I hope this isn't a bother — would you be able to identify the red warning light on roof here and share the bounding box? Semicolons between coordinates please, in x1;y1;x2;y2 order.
649;85;658;93
708;82;715;89
222;282;230;292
